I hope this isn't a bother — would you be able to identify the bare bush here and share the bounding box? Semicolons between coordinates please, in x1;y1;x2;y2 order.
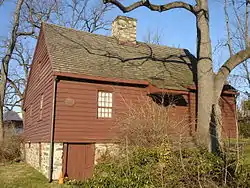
115;95;190;148
0;126;23;163
73;95;250;187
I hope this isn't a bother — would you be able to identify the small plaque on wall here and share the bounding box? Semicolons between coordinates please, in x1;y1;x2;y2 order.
64;98;75;106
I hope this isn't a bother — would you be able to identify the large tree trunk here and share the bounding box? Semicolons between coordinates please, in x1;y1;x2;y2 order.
196;0;214;151
0;0;24;142
0;105;3;141
211;103;223;152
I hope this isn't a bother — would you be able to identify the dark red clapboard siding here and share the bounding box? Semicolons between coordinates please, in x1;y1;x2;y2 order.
220;96;236;138
188;93;236;138
54;80;190;142
24;29;237;143
54;79;237;142
23;30;54;142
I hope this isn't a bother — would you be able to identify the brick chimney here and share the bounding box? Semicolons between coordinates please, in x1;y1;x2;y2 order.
112;16;137;45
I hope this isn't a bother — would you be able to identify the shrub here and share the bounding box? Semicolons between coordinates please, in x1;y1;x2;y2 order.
115;96;189;148
75;145;249;188
67;96;250;187
239;121;250;138
0;127;23;163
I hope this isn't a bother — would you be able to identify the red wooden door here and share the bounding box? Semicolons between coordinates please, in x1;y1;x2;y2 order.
63;143;94;180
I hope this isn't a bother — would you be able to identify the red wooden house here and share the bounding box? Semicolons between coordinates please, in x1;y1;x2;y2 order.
23;16;237;181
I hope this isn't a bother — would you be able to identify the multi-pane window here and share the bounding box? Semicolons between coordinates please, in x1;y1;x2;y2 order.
97;91;112;118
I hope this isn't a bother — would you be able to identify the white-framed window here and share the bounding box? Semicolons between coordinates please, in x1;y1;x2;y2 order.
97;91;113;118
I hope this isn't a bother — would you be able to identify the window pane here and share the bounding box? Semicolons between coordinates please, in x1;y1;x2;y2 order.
108;112;112;118
98;92;113;107
98;101;102;106
97;91;113;118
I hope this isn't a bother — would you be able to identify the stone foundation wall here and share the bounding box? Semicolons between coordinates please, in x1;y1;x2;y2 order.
25;142;119;179
94;143;119;164
25;142;63;180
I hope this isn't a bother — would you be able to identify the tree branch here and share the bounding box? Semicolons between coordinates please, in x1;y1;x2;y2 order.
0;0;4;6
224;0;233;56
5;98;23;111
214;47;250;99
6;78;23;99
103;0;197;14
245;0;249;48
218;47;250;78
17;30;35;37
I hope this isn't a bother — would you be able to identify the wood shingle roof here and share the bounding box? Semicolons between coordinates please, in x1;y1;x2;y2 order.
43;23;196;91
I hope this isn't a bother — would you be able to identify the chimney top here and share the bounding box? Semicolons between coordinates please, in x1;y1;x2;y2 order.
112;16;137;45
113;16;137;22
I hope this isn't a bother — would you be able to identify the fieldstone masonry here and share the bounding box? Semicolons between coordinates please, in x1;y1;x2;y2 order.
112;16;137;44
25;142;63;180
25;142;119;180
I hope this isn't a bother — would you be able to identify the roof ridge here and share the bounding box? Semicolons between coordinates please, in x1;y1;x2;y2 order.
42;21;196;91
42;22;108;39
42;22;190;52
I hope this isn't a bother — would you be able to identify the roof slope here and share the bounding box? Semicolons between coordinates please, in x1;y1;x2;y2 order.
43;23;196;90
3;111;22;121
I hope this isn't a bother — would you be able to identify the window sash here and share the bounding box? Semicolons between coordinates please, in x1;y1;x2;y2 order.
97;107;112;118
97;91;112;118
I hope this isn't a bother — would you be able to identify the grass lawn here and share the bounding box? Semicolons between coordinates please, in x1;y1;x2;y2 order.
0;162;72;188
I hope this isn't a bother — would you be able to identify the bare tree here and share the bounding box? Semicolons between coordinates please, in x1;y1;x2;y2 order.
143;29;163;45
4;0;112;115
0;0;25;141
3;0;59;116
224;0;250;96
5;41;31;114
103;0;250;151
1;0;112;141
54;0;112;32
